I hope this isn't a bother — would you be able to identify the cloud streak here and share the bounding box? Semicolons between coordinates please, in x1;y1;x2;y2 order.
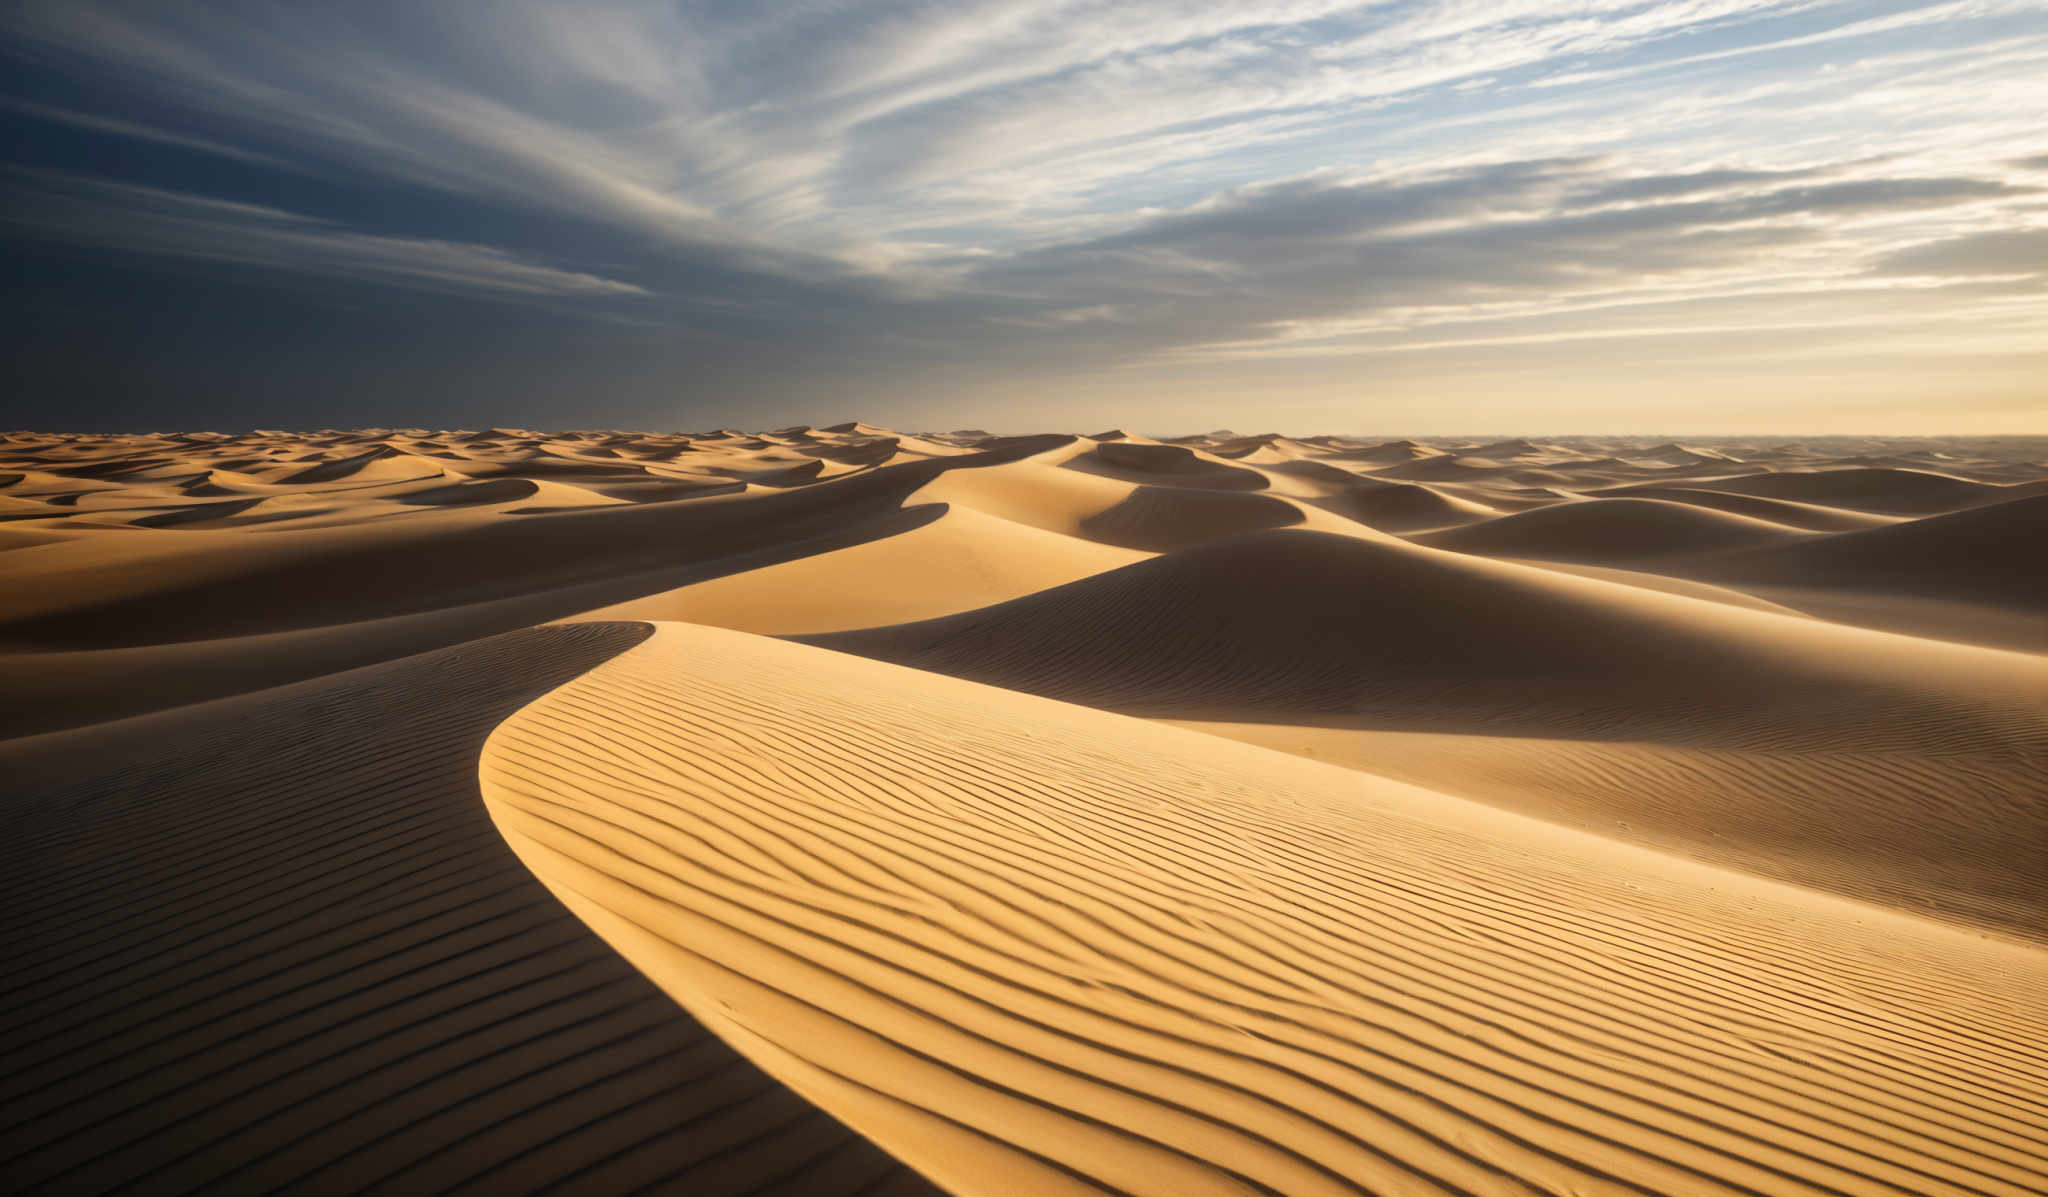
1;171;651;302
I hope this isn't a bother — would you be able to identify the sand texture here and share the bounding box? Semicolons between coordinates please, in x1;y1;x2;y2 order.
4;426;2046;1194
0;624;935;1196
483;623;2048;1196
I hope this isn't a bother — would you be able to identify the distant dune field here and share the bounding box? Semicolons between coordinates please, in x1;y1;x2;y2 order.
4;425;2045;1195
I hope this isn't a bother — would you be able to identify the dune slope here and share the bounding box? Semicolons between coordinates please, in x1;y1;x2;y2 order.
1705;491;2048;609
0;624;934;1197
574;504;1144;635
807;530;2048;935
1326;480;1496;532
484;622;2048;1197
1080;485;1305;551
1416;497;1810;564
1581;484;1898;531
1676;466;2004;514
0;437;1072;649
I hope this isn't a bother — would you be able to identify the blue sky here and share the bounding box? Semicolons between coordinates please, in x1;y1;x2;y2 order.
3;0;2044;432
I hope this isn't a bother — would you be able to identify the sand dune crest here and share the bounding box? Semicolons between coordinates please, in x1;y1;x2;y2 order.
484;622;2048;1197
1416;497;1811;564
808;529;2048;934
0;624;936;1195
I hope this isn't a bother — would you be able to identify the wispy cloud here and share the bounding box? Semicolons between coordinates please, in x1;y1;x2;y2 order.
949;158;2036;359
1;171;650;301
1874;227;2048;277
2;0;2044;429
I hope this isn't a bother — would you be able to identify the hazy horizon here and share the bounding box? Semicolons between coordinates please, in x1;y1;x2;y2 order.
4;1;2044;433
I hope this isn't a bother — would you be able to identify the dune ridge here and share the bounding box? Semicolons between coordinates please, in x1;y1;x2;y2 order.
1415;497;1812;564
1704;491;2048;609
808;530;2048;935
483;622;2048;1197
1669;466;2007;514
0;623;935;1196
1580;484;1900;531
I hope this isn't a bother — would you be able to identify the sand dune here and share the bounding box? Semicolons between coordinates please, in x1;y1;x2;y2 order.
0;624;935;1195
1364;453;1513;481
1240;457;1359;488
484;622;2048;1197
1468;437;1570;458
1321;438;1447;463
906;456;1139;537
1580;483;1899;531
1323;479;1497;532
2;433;1177;735
810;530;2048;934
395;477;545;506
576;504;1144;635
1676;466;2004;514
1416;497;1811;564
279;444;450;485
1707;491;2048;609
0;438;1065;649
127;495;276;527
1496;558;1814;615
6;424;2045;1194
1079;484;1306;551
1066;440;1273;490
807;528;2025;738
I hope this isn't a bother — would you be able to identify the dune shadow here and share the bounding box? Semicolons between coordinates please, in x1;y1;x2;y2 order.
0;624;937;1196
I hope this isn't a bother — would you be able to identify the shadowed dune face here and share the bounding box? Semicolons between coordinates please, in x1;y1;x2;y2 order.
126;495;274;527
0;623;937;1197
806;529;2041;745
1703;491;2048;609
0;433;1077;646
1364;454;1513;482
484;623;2048;1197
1414;497;1812;564
1080;485;1304;551
573;504;1146;635
808;529;2048;936
1325;479;1496;533
396;477;543;506
3;428;2040;654
1675;466;2005;514
1064;440;1272;490
1582;483;1900;531
0;431;1091;735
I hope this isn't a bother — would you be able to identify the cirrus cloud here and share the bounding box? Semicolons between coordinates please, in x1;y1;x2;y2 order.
2;0;2044;431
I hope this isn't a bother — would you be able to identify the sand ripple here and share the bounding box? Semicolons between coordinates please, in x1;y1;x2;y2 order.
482;622;2048;1197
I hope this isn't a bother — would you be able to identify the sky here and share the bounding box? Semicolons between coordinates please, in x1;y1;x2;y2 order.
3;0;2045;434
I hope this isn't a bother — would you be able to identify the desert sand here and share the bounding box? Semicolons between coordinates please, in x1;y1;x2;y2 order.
4;424;2045;1194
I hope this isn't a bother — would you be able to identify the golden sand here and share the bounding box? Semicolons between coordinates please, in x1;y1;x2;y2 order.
4;424;2044;1193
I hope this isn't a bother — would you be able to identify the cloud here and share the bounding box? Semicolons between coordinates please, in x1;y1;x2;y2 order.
1874;228;2048;278
0;100;306;172
9;0;2035;268
1084;159;1600;256
0;171;651;301
1562;166;1830;209
1733;177;2028;218
935;155;2041;370
1;0;2044;429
